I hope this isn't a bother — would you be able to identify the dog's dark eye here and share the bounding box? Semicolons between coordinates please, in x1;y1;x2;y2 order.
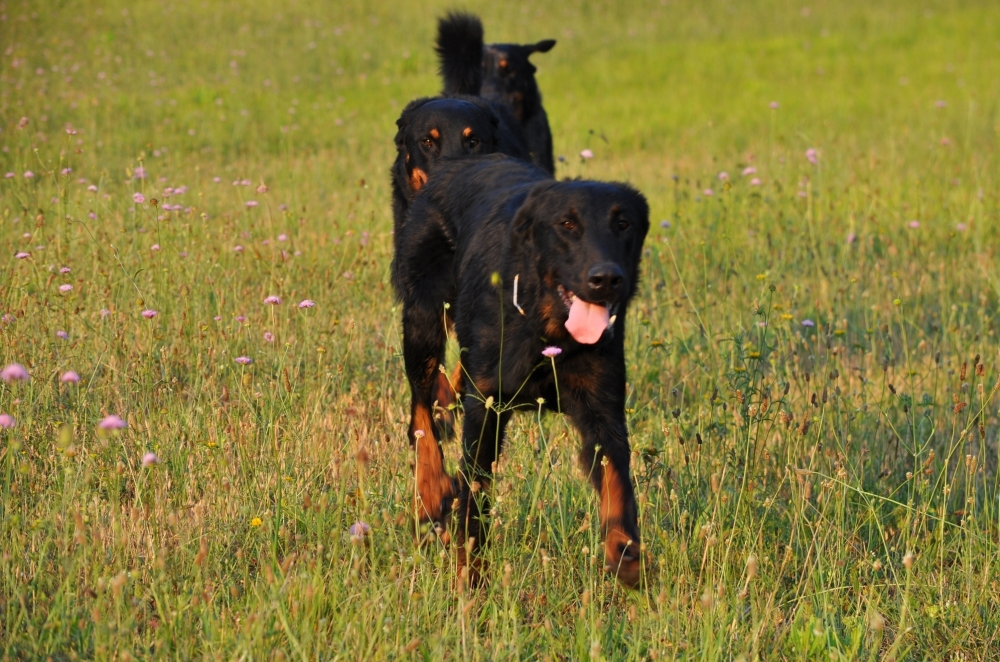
468;137;479;148
561;219;576;231
617;219;630;230
422;138;434;147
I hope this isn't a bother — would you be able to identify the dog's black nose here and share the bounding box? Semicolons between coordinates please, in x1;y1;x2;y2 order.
587;263;625;299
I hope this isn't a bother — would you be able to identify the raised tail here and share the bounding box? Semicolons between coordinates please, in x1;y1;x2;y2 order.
435;12;484;95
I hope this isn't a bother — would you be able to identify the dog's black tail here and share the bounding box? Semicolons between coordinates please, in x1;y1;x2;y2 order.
435;12;483;95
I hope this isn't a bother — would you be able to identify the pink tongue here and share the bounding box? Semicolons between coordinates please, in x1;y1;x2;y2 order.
565;297;610;344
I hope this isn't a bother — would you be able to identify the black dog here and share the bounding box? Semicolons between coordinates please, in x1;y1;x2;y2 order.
436;12;557;176
393;155;649;587
391;96;531;423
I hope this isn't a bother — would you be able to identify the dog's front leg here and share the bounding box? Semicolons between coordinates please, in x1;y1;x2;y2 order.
456;392;511;588
567;398;643;588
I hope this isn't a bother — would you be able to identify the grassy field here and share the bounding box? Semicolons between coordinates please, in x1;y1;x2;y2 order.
2;0;1000;658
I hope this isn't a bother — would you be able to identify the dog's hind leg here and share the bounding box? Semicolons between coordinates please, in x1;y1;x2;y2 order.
403;299;458;536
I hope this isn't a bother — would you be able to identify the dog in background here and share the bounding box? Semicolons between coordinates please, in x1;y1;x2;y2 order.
390;96;532;438
393;154;649;587
436;12;557;176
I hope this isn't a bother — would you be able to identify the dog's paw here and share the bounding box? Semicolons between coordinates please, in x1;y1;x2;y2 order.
604;529;643;588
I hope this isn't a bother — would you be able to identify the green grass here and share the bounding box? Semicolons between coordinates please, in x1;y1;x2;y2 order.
2;0;1000;658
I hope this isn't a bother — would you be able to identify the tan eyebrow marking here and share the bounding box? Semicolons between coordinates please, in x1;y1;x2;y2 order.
429;128;440;140
463;127;472;137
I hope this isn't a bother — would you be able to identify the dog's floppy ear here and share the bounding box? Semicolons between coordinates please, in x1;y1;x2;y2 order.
529;39;556;54
511;181;556;246
393;117;408;148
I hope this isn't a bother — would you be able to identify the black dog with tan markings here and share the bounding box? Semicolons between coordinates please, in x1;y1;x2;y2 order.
391;95;530;239
436;12;557;175
392;154;649;587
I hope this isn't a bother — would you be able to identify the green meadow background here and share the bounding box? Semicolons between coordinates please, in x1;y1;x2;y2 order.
2;0;1000;658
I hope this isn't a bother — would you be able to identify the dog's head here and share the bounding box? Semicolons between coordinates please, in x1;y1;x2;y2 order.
395;98;501;194
512;180;649;345
481;39;556;122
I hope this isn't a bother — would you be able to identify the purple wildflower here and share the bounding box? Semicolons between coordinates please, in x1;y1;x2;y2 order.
805;148;818;165
98;415;127;430
245;200;258;208
133;167;147;179
801;319;816;328
298;299;316;308
142;309;158;319
908;220;920;229
750;178;761;186
15;252;30;259
60;370;81;383
742;166;757;176
659;220;671;229
263;295;281;305
542;346;562;358
133;192;145;204
717;171;729;182
24;171;34;179
142;452;159;467
59;284;73;293
264;331;275;343
769;101;779;109
0;414;14;429
580;149;594;159
56;330;69;340
235;356;253;365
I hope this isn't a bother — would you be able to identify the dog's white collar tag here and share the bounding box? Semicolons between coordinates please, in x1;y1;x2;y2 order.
513;274;526;316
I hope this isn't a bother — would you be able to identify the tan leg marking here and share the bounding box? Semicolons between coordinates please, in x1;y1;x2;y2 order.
600;461;641;587
413;404;455;524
